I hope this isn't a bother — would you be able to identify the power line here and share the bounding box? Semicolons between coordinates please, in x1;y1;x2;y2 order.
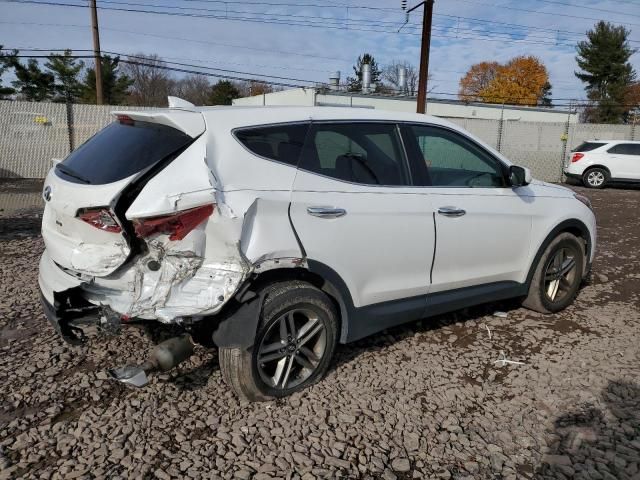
5;51;621;107
6;0;640;44
0;20;355;62
449;0;640;28
3;49;321;84
532;0;640;19
0;0;588;47
7;53;316;88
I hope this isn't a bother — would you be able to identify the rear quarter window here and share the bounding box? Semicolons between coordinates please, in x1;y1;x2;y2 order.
571;142;606;153
56;120;193;185
234;123;309;167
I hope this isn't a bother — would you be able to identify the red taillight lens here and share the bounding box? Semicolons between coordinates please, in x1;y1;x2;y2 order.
571;153;584;163
132;204;214;241
78;208;122;233
116;114;134;125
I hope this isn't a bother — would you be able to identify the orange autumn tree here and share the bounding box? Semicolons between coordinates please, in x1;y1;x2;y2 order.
459;56;551;106
458;61;500;102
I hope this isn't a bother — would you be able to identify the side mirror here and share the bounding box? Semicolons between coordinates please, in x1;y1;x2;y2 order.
509;165;532;187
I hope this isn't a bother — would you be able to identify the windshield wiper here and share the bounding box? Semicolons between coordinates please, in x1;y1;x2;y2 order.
56;164;91;184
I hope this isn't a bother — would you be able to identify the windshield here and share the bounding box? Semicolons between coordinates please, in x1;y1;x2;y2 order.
56;120;192;185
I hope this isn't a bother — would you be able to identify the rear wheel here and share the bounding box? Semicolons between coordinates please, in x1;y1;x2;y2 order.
582;167;608;189
523;233;585;314
219;281;338;401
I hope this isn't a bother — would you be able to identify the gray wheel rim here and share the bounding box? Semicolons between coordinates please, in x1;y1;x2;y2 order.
256;308;326;390
587;171;605;186
544;247;578;302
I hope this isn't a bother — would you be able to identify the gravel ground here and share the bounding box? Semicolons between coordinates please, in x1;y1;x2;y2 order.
1;185;639;480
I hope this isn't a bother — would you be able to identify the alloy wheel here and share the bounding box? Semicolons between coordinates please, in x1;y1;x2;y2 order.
256;308;327;390
586;170;605;187
544;247;578;302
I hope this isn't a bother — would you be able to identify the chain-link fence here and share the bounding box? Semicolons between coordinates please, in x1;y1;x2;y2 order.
0;99;638;213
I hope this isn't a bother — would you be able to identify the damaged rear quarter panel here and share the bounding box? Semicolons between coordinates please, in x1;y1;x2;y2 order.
83;115;306;324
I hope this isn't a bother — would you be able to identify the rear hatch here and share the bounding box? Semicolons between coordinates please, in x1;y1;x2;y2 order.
42;109;205;276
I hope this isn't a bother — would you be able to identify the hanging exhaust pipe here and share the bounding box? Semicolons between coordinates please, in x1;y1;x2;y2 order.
108;334;195;387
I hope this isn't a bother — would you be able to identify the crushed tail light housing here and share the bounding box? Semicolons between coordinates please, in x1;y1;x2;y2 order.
571;153;584;163
132;204;215;241
116;114;134;125
77;208;122;233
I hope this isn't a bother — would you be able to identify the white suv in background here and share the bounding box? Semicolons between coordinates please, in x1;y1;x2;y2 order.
39;101;596;401
564;140;640;188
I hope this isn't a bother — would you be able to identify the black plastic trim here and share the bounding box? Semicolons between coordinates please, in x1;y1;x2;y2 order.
525;219;592;285
307;259;527;344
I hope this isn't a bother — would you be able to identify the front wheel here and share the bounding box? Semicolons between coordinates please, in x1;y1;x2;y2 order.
219;281;338;401
523;233;585;314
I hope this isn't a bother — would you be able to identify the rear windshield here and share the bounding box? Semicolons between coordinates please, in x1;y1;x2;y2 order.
56;120;192;185
571;142;606;153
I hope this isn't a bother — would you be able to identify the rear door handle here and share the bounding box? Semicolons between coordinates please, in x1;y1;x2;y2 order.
437;206;466;217
307;206;347;218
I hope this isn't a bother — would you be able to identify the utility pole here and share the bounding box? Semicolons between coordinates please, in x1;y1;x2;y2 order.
407;0;434;114
90;0;103;105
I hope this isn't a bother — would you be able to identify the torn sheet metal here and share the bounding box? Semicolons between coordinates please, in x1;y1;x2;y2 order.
82;215;250;323
70;241;130;276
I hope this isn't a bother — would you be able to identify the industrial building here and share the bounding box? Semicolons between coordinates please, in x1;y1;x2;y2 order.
233;67;579;123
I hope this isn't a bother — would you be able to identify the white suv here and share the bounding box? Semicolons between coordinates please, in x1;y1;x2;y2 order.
564;140;640;188
39;101;596;401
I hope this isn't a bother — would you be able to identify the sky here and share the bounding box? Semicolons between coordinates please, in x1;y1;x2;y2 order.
1;0;640;104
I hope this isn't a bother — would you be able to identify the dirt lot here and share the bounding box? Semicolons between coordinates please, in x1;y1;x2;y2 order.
0;185;638;480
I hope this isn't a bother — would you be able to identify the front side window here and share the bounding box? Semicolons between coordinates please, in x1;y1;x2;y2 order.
299;123;409;186
407;125;506;187
234;123;309;167
608;143;640;155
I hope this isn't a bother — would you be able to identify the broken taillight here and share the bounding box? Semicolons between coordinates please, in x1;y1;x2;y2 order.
571;153;584;163
116;114;134;125
78;208;122;233
132;204;214;241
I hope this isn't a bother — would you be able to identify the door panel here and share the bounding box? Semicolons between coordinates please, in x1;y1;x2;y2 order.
290;122;435;308
400;123;532;293
291;175;434;306
429;187;532;292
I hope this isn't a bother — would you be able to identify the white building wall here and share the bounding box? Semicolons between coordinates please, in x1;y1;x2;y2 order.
233;88;579;123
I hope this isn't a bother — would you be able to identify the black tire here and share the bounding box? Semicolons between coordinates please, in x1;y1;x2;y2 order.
523;233;585;314
582;167;608;189
219;281;338;402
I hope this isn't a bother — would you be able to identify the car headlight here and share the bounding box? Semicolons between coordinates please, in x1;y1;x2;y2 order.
574;193;593;211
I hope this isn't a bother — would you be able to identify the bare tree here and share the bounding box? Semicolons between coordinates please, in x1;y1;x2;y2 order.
382;61;418;95
172;74;211;105
122;53;175;107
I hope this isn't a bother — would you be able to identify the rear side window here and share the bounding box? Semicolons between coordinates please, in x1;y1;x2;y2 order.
56;120;192;185
234;123;309;167
299;123;409;186
572;142;605;152
608;143;640;155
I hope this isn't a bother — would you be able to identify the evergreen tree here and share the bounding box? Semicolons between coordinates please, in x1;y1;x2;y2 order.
10;57;55;101
347;53;382;92
82;55;132;105
538;82;553;107
0;46;17;98
575;21;637;123
45;50;84;103
209;80;240;105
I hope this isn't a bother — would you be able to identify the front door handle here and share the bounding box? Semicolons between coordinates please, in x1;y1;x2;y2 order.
437;206;466;217
307;206;347;218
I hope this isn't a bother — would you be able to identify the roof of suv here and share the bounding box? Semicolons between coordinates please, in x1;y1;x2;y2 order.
583;140;640;144
120;105;460;131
